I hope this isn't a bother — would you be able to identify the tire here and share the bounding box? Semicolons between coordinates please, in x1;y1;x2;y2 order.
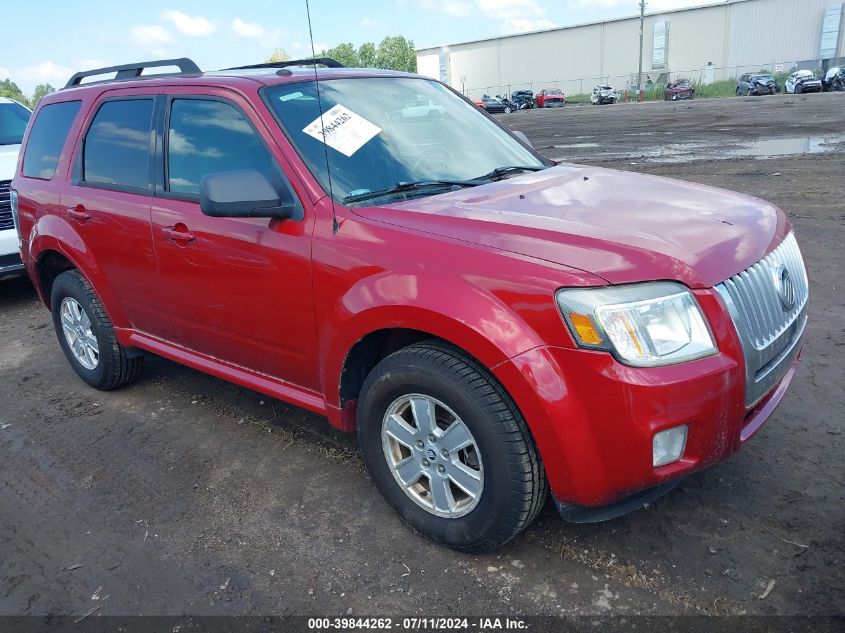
357;341;547;552
796;84;803;94
746;88;752;96
503;106;513;114
51;269;143;390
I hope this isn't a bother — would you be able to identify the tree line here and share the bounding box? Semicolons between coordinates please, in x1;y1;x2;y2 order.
267;35;417;73
0;79;55;109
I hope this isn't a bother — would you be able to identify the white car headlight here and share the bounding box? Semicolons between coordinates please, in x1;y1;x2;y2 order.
556;282;717;367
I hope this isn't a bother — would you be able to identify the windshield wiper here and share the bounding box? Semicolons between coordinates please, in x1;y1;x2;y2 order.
473;165;547;181
343;179;481;204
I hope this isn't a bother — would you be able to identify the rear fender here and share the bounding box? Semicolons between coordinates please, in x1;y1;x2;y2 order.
28;215;128;328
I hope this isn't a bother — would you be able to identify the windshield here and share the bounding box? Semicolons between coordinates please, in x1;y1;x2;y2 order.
264;77;544;204
546;89;563;95
0;101;31;145
752;75;773;82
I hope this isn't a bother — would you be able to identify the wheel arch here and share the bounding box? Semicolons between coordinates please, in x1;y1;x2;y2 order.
29;216;127;327
323;276;548;431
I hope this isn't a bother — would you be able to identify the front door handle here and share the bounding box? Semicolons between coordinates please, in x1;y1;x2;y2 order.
66;205;91;223
162;225;195;244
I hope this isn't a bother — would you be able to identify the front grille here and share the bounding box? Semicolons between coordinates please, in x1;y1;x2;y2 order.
716;233;809;407
0;180;13;231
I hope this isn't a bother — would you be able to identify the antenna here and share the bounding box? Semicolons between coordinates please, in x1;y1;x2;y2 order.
305;0;339;233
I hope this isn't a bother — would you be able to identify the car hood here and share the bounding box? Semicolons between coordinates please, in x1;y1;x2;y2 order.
0;144;21;180
354;165;789;288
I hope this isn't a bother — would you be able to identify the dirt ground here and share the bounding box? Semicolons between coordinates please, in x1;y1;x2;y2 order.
1;93;843;619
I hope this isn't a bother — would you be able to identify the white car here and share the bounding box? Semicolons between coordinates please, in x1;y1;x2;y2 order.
784;69;822;94
399;99;447;121
0;97;31;279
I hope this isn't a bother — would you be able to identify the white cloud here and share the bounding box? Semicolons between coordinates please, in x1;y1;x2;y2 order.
162;10;216;37
506;18;555;32
131;25;174;46
232;18;265;38
475;0;556;33
0;67;11;80
576;0;704;10
16;61;74;84
360;16;376;28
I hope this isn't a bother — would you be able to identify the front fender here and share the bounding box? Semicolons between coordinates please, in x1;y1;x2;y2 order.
321;272;547;411
28;215;127;327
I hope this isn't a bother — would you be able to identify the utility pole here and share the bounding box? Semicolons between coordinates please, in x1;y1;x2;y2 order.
637;0;646;96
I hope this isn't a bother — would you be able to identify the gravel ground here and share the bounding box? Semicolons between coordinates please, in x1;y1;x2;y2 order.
1;93;843;619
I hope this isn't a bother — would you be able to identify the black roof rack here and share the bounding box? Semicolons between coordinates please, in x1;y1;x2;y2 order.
64;58;202;89
222;57;345;71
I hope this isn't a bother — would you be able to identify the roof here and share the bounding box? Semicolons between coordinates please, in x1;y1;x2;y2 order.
51;64;419;101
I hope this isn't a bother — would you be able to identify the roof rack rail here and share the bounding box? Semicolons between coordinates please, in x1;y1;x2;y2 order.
64;58;202;89
222;57;345;71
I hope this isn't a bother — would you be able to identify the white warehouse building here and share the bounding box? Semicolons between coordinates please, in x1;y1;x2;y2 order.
416;0;845;99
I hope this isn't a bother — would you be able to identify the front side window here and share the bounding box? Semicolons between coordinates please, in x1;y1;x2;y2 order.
264;77;545;204
166;99;276;196
0;101;31;146
83;99;154;189
22;101;80;179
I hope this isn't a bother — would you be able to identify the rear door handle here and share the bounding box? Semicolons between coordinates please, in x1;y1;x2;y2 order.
162;225;195;244
66;205;91;223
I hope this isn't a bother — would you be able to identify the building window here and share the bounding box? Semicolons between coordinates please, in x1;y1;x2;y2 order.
652;21;668;70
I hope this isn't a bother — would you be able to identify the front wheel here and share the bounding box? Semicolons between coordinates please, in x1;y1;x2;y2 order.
51;270;143;390
357;342;547;552
503;106;513;114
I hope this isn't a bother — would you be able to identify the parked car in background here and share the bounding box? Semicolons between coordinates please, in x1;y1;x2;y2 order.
590;85;619;105
0;97;32;280
473;95;507;114
494;95;518;113
399;98;447;121
785;70;822;94
535;89;565;108
736;73;777;96
822;66;845;92
664;79;695;100
510;90;534;109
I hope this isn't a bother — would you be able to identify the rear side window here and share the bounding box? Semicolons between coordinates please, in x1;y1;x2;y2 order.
0;101;31;145
83;99;154;190
22;101;81;180
166;99;275;196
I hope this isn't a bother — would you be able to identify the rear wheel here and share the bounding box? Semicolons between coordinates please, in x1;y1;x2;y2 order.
51;270;143;390
357;341;547;552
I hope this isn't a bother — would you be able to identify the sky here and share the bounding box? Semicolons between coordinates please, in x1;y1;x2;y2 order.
3;0;710;96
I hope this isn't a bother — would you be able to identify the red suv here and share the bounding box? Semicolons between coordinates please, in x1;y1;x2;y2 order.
11;58;808;551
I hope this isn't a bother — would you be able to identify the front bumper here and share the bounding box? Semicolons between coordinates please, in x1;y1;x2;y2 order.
492;290;803;510
543;100;565;107
0;229;24;279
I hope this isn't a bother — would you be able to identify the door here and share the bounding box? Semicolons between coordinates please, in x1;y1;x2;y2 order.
150;92;318;390
61;93;161;332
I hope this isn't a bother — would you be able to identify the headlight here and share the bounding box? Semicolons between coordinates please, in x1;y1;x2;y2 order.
556;282;717;367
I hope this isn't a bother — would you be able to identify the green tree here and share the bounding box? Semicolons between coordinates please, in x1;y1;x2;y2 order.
265;48;292;63
31;83;55;107
320;42;359;67
0;78;29;107
375;36;417;73
358;42;377;68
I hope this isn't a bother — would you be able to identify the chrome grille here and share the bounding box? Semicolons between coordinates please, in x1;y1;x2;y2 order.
0;181;13;232
716;233;808;407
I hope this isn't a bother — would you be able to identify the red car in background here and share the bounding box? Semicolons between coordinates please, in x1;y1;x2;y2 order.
535;88;565;107
664;79;695;100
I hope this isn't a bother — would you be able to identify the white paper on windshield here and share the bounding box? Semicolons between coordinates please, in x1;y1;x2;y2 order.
302;104;382;157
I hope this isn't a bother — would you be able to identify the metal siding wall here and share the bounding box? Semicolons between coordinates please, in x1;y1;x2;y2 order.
416;0;845;95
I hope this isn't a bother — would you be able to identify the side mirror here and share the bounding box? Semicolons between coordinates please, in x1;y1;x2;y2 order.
200;170;296;219
513;130;533;148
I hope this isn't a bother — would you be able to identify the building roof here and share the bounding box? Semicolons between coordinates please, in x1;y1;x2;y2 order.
416;0;753;52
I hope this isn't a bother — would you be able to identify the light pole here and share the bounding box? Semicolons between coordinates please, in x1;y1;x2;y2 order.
637;0;646;96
